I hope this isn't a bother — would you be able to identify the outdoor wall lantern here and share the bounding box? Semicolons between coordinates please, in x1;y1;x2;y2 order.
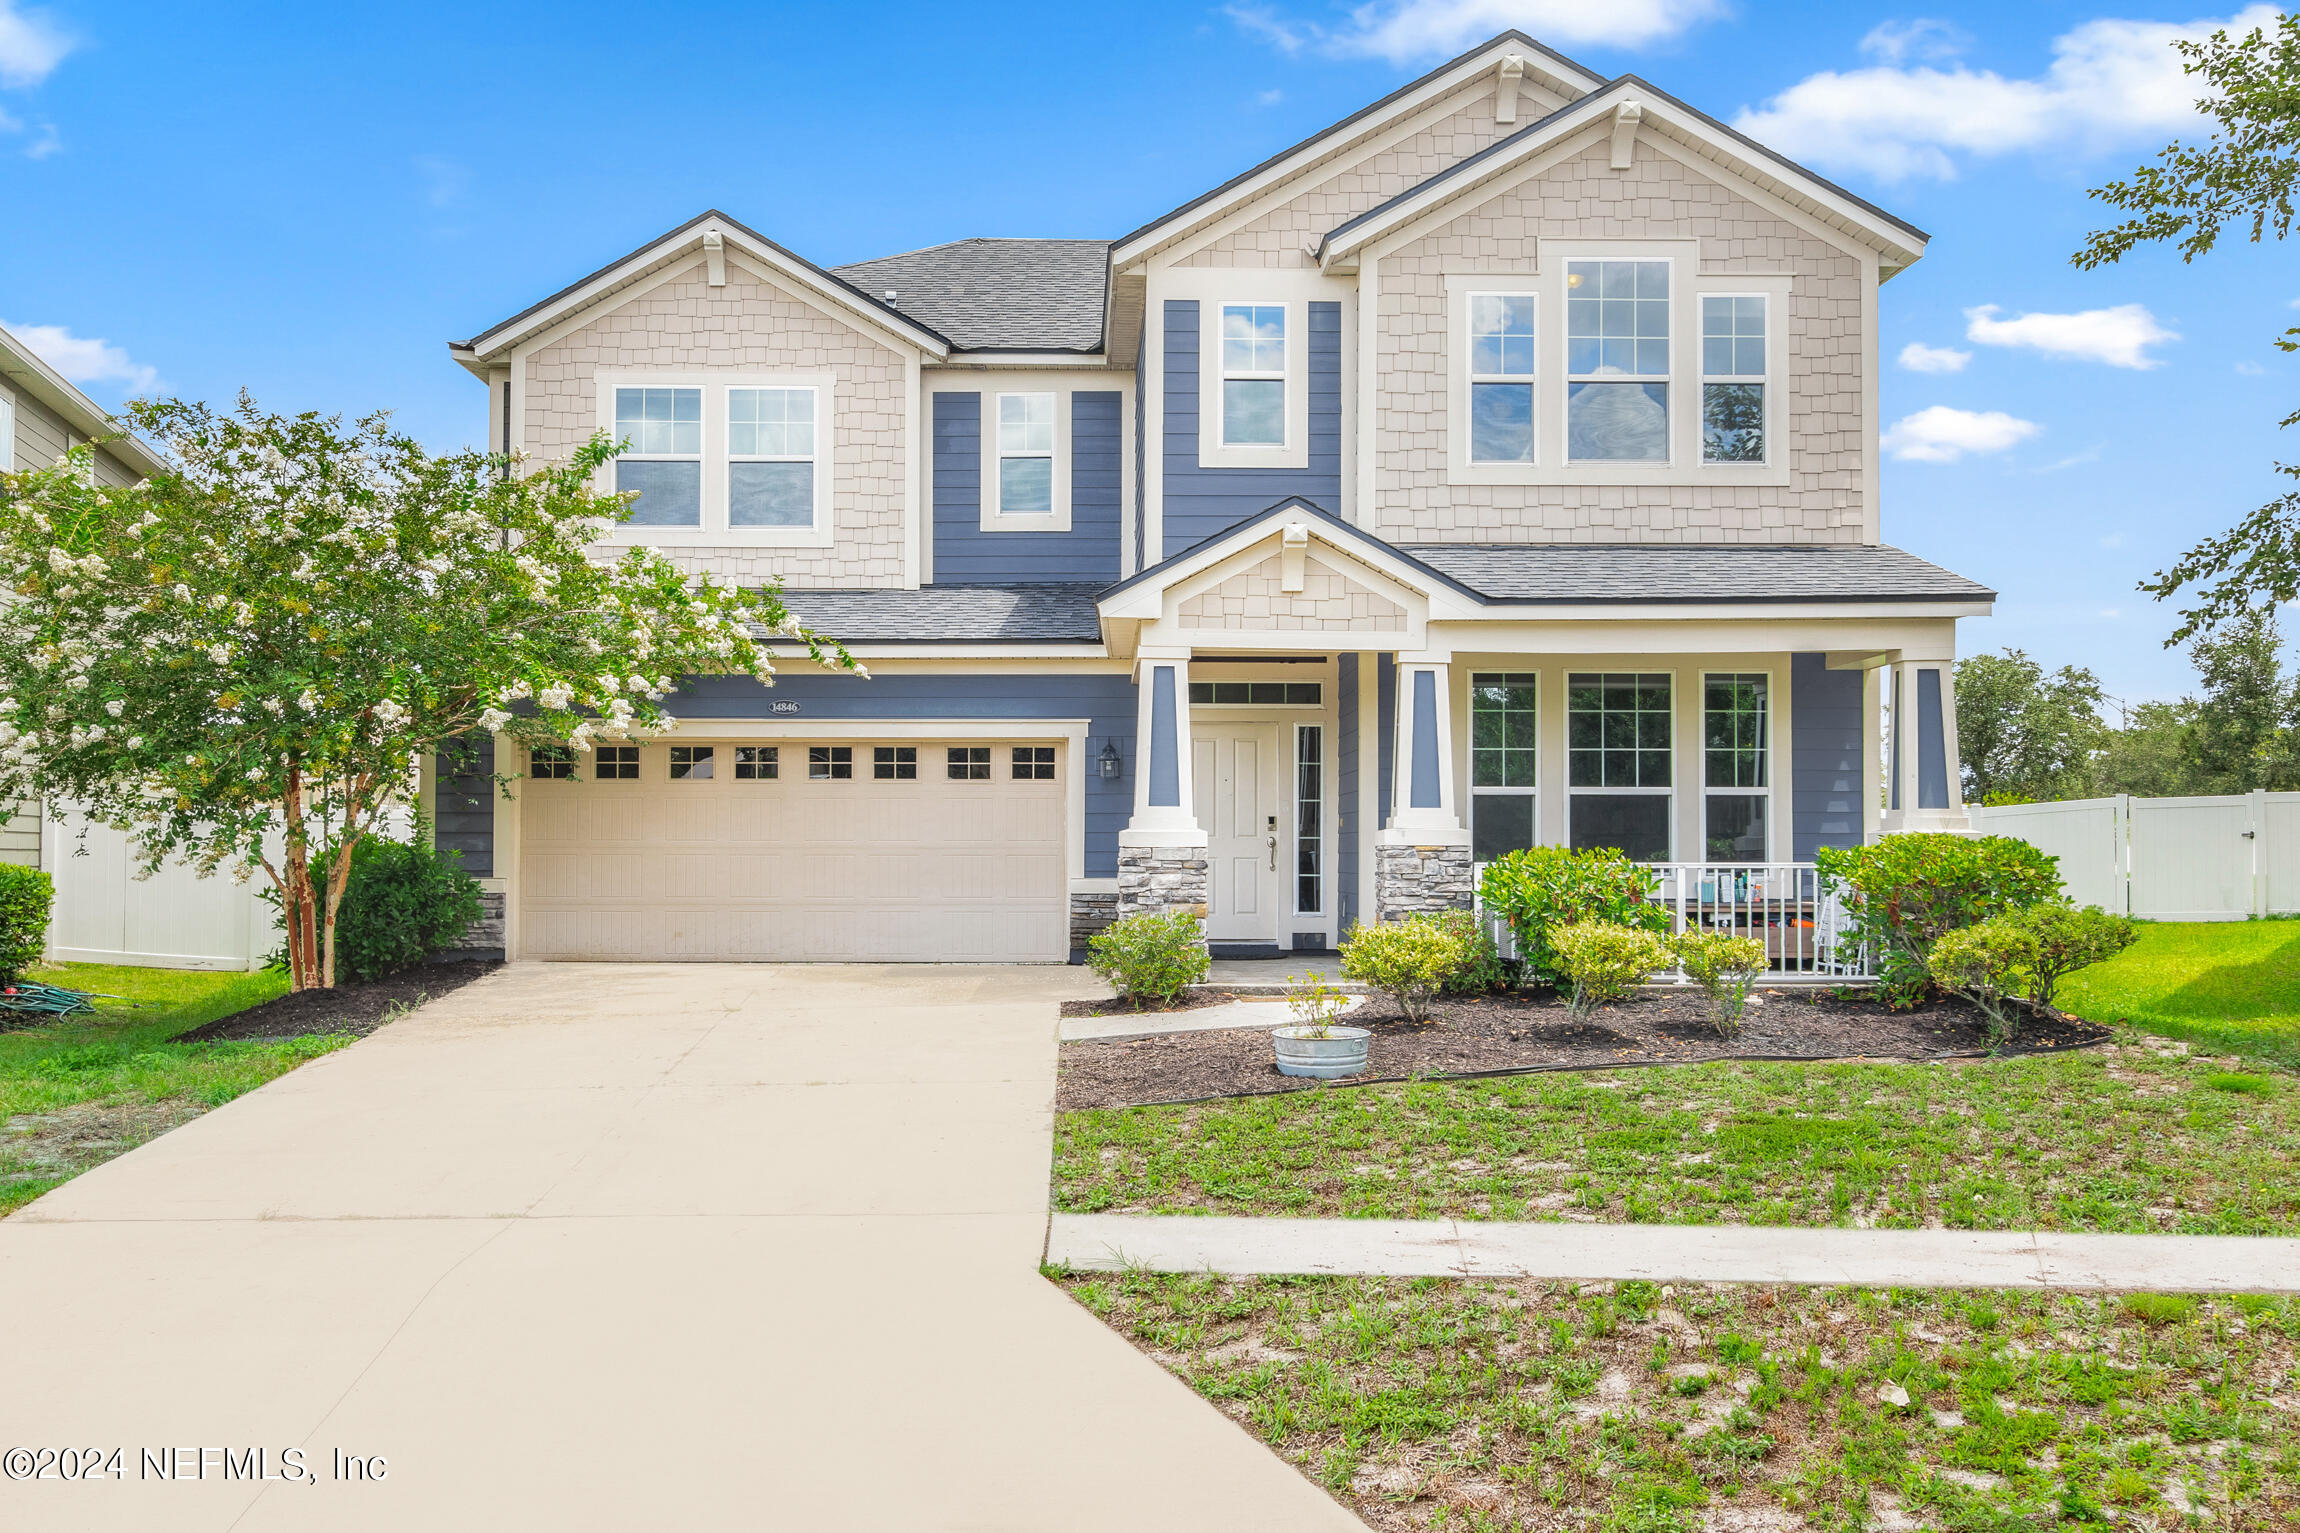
1097;741;1124;780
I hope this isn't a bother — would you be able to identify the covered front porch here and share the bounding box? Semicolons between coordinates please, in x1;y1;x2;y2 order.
1093;502;1990;958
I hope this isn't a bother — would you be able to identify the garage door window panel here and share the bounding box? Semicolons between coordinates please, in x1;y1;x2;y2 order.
670;746;715;780
735;746;778;780
531;745;576;780
596;745;640;780
1012;746;1055;780
948;747;991;781
810;746;852;780
874;746;918;780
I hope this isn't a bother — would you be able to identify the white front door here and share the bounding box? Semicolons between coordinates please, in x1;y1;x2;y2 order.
1193;721;1278;943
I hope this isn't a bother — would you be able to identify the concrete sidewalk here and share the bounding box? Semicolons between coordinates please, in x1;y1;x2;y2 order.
0;965;1362;1533
1049;1213;2300;1292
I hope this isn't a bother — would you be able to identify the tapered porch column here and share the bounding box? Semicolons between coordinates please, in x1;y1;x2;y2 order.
1117;654;1209;918
1884;656;1969;833
1374;657;1472;922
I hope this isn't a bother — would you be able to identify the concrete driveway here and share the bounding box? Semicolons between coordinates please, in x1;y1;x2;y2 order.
0;964;1359;1532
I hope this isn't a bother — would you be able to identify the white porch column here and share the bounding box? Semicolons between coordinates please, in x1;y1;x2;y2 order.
1117;654;1208;917
1884;656;1969;833
1374;657;1471;922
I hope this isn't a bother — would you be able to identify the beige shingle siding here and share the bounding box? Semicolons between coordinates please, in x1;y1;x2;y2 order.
1373;141;1867;545
1178;553;1405;631
0;800;37;868
10;387;142;486
524;262;910;588
1179;76;1545;269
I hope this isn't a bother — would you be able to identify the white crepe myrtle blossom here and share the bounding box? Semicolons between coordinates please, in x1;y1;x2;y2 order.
0;397;856;990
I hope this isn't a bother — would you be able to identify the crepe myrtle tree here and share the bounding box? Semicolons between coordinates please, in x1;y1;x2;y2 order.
0;394;857;991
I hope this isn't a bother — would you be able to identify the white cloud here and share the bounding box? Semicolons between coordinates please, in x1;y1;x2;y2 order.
1733;5;2281;181
1898;341;1972;373
1256;87;1286;106
2;322;158;391
2236;359;2266;375
1226;0;1725;62
1881;405;2040;463
1964;302;2177;368
0;0;72;88
1859;18;1969;65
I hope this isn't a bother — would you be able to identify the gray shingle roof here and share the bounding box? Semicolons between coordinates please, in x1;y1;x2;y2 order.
1400;543;1994;604
831;239;1109;352
775;584;1105;642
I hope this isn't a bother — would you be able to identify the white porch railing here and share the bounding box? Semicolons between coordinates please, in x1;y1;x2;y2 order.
1473;860;1873;982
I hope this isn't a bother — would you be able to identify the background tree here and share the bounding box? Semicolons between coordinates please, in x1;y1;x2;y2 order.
0;396;853;990
2076;12;2300;639
2185;607;2300;790
2091;698;2206;798
1954;650;2106;804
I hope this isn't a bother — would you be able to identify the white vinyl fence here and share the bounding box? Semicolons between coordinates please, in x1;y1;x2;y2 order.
1971;791;2300;921
42;809;278;971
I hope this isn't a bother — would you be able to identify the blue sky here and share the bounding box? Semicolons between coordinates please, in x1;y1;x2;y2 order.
2;0;2294;705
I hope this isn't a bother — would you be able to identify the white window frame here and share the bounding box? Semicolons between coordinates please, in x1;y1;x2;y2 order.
1467;671;1539;865
1699;292;1773;468
1293;723;1324;917
726;384;823;534
1564;255;1674;468
0;384;16;472
1564;670;1676;861
975;384;1072;531
1441;251;1790;489
1196;297;1309;471
1464;291;1538;467
591;372;834;548
1698;668;1777;864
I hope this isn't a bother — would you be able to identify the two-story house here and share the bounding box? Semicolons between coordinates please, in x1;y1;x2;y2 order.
438;31;1990;966
1;321;163;873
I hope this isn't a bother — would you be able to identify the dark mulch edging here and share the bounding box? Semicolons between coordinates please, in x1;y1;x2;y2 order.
1056;988;2111;1111
173;961;502;1042
1058;990;1252;1020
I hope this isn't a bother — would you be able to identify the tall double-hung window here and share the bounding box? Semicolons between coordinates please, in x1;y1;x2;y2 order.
1701;296;1767;463
614;387;702;525
1567;673;1671;861
1470;673;1538;862
1220;304;1286;446
1467;295;1535;464
1703;673;1769;862
727;387;817;527
1565;260;1670;463
995;392;1056;513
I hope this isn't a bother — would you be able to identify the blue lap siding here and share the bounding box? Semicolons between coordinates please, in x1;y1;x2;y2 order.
931;390;1122;582
1790;653;1866;860
1161;299;1343;557
434;734;494;877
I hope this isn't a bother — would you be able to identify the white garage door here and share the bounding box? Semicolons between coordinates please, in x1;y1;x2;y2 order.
518;739;1068;962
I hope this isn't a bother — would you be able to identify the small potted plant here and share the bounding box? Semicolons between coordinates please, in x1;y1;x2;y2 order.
1271;971;1370;1078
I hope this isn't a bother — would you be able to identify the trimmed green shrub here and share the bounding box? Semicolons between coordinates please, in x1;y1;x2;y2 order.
1551;920;1672;1020
0;862;53;982
262;818;485;984
1428;907;1513;993
1477;847;1667;989
1673;929;1769;1036
1087;911;1209;1009
1341;913;1470;1024
2015;902;2138;1009
1928;914;2042;1046
1815;833;2063;1007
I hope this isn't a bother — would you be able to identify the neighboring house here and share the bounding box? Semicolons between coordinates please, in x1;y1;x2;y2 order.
438;31;1989;966
0;322;164;872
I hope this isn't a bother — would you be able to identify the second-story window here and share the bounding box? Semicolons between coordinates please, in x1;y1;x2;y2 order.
614;387;702;525
728;387;817;528
995;392;1056;513
1566;260;1669;463
1220;304;1286;446
1701;296;1767;464
1468;294;1535;464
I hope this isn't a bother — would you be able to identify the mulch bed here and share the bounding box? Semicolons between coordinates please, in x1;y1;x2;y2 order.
1058;990;1256;1020
1056;988;2111;1110
173;961;502;1042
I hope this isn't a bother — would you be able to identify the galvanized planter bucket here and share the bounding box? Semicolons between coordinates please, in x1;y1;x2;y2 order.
1271;1025;1371;1079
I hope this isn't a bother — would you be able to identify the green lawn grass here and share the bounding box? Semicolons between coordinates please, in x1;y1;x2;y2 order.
1058;1271;2300;1531
2;962;342;1215
2056;921;2300;1068
1055;1039;2299;1234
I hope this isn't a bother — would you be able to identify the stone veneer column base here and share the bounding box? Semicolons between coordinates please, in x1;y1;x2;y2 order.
1116;846;1210;920
1068;890;1119;950
1374;844;1475;923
